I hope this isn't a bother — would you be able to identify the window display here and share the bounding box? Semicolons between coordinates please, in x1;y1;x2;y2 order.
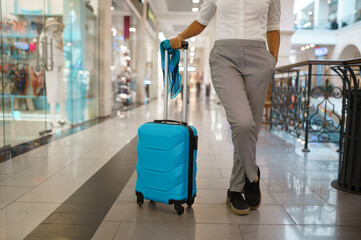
0;0;100;148
111;14;137;112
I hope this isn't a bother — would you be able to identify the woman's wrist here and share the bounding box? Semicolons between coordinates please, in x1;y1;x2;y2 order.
177;34;185;41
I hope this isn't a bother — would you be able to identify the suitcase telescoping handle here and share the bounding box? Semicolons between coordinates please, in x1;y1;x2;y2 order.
164;41;189;122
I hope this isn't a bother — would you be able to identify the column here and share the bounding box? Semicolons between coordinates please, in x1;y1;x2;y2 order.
135;0;147;104
278;0;295;66
314;0;329;29
99;0;112;117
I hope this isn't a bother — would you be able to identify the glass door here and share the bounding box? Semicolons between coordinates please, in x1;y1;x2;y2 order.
0;0;51;148
63;0;99;125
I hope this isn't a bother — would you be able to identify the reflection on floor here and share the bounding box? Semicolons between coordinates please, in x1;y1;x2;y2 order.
0;95;360;240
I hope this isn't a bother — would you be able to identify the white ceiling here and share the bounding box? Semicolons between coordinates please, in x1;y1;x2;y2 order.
150;0;209;59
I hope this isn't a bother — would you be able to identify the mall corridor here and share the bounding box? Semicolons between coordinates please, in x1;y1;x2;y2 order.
1;0;361;239
0;95;359;239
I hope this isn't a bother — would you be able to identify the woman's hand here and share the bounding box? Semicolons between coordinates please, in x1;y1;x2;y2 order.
170;35;185;49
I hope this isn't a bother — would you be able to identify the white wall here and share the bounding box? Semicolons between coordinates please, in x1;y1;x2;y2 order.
332;21;361;59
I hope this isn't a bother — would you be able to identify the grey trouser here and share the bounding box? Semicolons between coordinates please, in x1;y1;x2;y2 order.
209;39;276;192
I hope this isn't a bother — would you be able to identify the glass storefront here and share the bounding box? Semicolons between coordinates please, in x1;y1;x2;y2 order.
111;11;137;112
294;0;361;30
0;0;100;148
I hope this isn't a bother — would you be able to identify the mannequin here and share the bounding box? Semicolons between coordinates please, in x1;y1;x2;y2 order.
44;18;70;127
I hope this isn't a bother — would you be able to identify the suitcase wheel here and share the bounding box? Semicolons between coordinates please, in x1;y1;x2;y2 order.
187;197;195;207
174;204;184;215
136;192;144;207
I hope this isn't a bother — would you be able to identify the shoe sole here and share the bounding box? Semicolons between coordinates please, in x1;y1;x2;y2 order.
226;197;250;215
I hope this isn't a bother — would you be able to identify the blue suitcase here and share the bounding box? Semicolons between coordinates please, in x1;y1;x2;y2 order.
135;42;198;215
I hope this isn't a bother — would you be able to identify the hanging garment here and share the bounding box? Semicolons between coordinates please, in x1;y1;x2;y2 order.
30;66;45;97
29;42;37;53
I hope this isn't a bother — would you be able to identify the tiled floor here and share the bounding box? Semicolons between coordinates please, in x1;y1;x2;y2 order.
0;95;361;239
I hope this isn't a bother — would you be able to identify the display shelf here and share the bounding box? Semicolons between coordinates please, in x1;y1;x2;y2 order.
2;34;38;39
10;12;62;17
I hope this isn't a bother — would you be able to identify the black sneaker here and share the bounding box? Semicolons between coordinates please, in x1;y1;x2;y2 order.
244;167;262;210
226;189;250;215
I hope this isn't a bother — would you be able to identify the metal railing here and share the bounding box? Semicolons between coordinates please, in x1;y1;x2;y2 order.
270;57;361;152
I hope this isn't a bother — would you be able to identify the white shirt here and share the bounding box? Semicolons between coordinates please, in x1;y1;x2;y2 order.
196;0;281;42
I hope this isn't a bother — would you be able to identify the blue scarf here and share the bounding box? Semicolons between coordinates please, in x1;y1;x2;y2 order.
160;40;181;99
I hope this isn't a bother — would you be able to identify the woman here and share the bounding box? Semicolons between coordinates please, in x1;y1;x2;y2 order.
170;0;280;215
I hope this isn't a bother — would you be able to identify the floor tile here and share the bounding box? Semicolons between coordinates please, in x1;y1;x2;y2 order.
277;191;330;206
0;186;31;210
16;175;88;203
92;221;121;240
197;161;233;169
196;177;230;189
260;168;298;179
291;169;338;180
262;177;311;193
115;188;137;202
196;154;216;162
283;205;361;225
239;224;361;240
0;175;11;182
197;169;222;178
306;179;334;192
219;168;232;178
0;164;65;187
55;157;108;178
28;223;97;239
0;202;59;240
113;222;243;240
105;202;294;225
316;189;361;207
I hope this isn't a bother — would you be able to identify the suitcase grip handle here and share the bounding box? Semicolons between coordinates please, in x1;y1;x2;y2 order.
182;41;189;50
154;119;187;125
163;41;189;122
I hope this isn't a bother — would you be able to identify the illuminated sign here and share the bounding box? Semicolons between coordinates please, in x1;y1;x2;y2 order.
147;3;156;30
314;47;328;57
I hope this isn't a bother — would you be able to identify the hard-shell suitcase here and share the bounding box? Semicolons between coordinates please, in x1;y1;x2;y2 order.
135;42;198;215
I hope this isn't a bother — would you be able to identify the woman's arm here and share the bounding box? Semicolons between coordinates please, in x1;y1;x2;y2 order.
266;30;280;62
170;21;206;49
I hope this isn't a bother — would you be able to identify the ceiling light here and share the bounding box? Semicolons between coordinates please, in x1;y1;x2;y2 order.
301;47;305;51
191;37;196;42
158;32;166;42
112;27;117;36
308;11;313;15
310;44;315;47
328;0;331;4
110;6;114;11
190;46;195;51
190;52;195;57
192;0;200;3
305;45;310;49
192;8;199;12
129;27;136;32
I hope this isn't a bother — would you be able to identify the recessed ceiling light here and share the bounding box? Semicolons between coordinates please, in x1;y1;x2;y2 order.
190;52;195;57
308;11;313;15
192;0;200;3
305;45;310;49
190;46;195;51
110;6;114;11
192;8;199;12
301;47;305;51
310;43;315;47
191;37;196;42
